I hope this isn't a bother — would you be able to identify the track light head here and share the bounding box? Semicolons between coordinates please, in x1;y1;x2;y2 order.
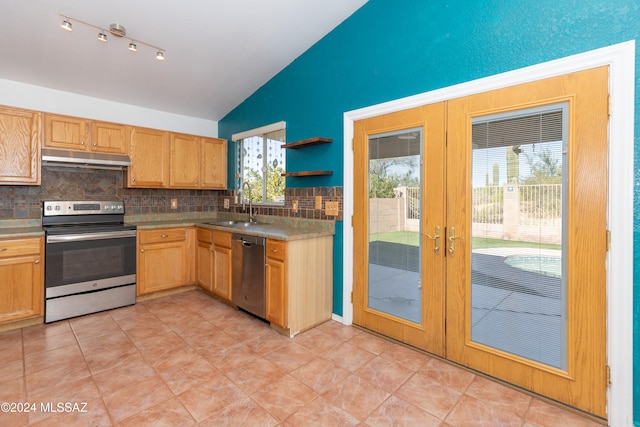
156;51;165;61
61;19;72;31
97;32;107;42
128;42;137;52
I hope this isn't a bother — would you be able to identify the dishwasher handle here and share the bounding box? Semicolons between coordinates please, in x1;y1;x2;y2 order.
232;233;266;247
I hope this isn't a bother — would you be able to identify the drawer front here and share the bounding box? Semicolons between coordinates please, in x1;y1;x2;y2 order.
0;237;41;258
213;231;231;248
138;228;186;244
197;228;213;244
266;239;286;261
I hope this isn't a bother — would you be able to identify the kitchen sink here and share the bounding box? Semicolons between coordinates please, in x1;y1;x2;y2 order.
204;220;262;228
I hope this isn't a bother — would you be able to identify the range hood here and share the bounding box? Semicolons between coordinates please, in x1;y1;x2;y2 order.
42;148;131;170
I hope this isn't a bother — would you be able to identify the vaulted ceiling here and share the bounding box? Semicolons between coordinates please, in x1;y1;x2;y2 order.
0;0;367;120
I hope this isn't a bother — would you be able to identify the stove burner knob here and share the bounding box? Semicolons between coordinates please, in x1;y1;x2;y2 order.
46;205;52;211
54;205;61;211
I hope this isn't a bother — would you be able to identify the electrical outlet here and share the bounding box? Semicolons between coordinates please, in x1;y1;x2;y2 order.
315;195;323;210
325;201;339;217
170;198;178;209
223;198;230;209
292;199;298;213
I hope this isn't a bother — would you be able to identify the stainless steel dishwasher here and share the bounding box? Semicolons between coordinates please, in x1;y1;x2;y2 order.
232;233;266;318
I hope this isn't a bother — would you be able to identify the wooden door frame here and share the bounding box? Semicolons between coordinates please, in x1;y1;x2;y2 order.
342;41;634;426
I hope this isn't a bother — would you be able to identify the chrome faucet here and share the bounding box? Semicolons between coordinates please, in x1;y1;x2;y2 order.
242;181;256;222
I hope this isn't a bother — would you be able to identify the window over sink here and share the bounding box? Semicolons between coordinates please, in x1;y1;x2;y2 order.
233;121;286;205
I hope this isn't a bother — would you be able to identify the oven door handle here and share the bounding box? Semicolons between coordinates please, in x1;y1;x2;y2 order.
46;230;137;243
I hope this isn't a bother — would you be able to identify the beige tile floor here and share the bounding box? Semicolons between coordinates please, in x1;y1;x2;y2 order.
0;290;605;426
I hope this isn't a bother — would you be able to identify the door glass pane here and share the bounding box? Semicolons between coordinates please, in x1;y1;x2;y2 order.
470;104;567;370
368;129;422;323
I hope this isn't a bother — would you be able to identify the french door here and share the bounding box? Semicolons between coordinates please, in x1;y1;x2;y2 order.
353;67;609;417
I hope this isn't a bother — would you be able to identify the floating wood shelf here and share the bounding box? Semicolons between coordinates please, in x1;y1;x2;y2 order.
281;170;333;177
281;137;333;149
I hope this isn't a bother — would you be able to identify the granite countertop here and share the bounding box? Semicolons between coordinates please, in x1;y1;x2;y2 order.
0;214;335;242
0;219;45;239
128;213;335;242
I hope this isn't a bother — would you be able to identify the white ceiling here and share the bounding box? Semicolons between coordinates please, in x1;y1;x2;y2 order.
0;0;367;121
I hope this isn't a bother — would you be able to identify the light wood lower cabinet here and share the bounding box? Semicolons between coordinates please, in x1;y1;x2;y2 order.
266;236;333;337
137;227;189;295
196;228;232;300
0;237;43;324
266;240;287;328
196;228;214;292
151;226;332;337
212;231;232;300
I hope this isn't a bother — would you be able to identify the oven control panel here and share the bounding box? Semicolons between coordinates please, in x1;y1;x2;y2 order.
43;201;125;216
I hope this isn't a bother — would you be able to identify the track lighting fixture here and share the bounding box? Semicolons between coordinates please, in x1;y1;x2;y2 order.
59;14;165;61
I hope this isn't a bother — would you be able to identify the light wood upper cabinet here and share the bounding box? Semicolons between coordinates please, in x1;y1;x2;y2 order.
39;111;227;190
0;237;44;324
44;114;127;155
43;114;90;150
170;135;227;189
127;126;169;188
170;133;200;188
0;107;40;185
91;121;127;154
201;137;227;189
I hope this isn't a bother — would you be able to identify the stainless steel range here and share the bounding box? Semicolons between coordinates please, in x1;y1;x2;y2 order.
42;200;137;323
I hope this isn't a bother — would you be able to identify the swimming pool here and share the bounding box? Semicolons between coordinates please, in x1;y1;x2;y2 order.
504;255;562;278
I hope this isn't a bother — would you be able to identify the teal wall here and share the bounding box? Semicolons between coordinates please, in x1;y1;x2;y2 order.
218;0;640;420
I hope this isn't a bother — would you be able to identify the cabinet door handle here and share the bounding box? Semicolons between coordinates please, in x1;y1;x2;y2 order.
140;249;145;253
34;260;40;264
93;143;97;147
0;248;6;252
161;234;168;238
132;177;136;183
81;141;85;145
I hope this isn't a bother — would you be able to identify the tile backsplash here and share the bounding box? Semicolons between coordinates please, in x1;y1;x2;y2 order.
0;166;343;221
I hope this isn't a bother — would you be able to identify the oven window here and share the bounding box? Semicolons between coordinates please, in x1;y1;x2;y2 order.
46;237;136;287
62;246;125;283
